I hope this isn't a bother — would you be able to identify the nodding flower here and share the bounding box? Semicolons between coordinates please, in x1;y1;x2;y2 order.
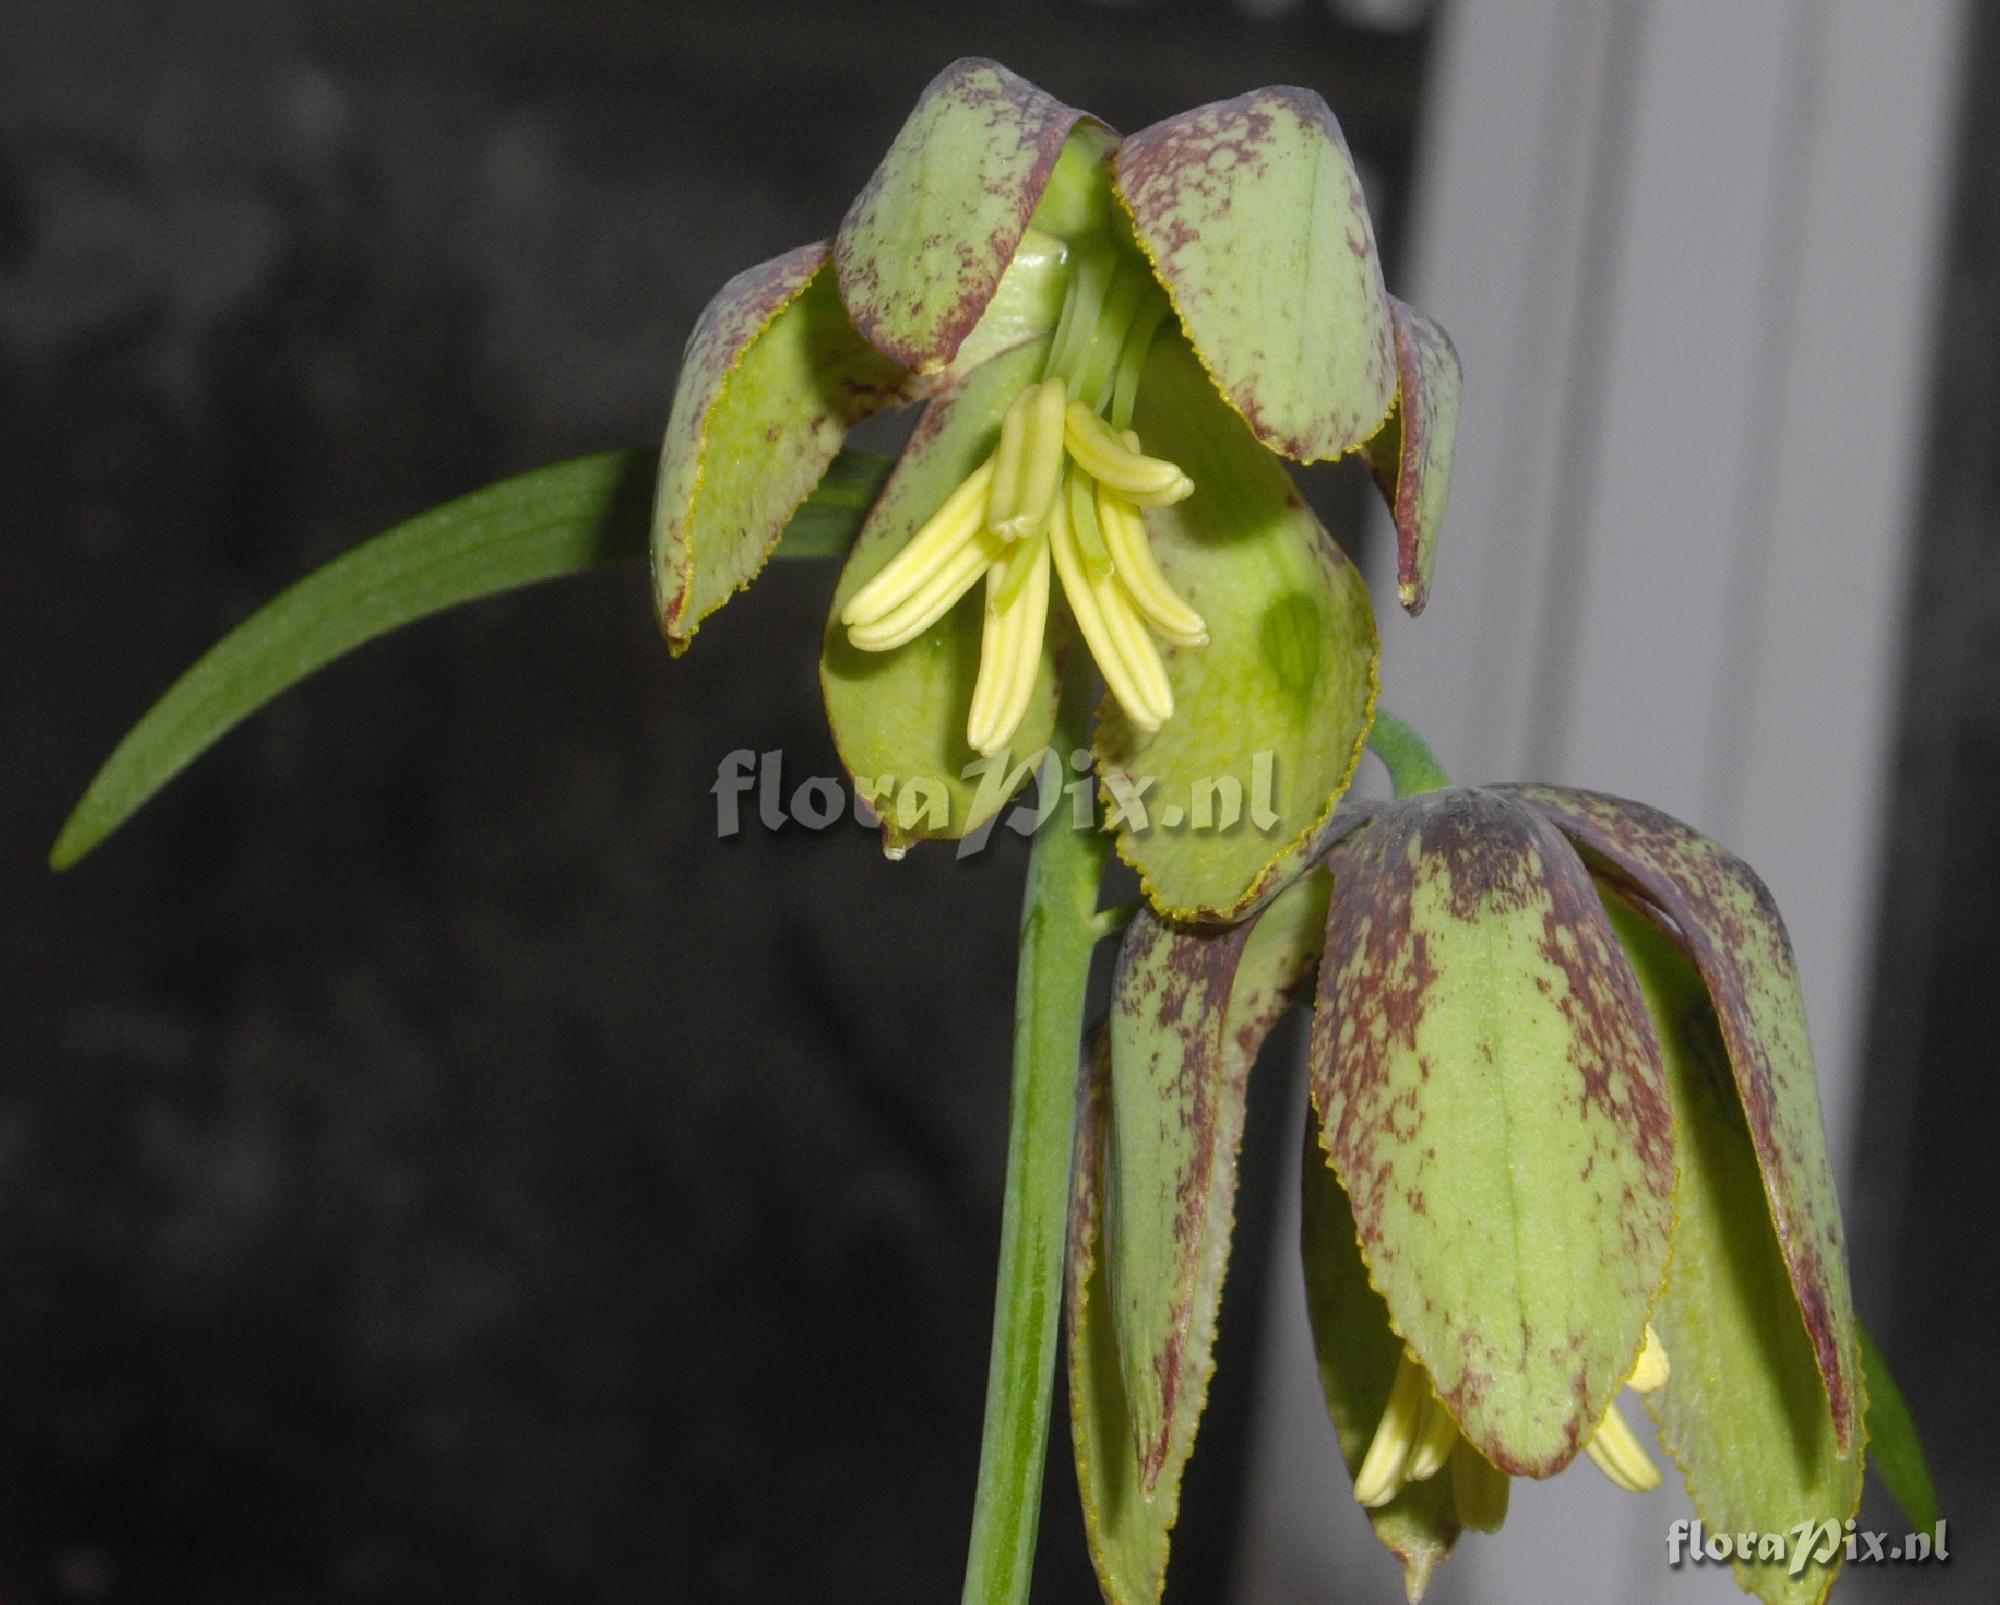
1071;775;1866;1604
651;57;1459;921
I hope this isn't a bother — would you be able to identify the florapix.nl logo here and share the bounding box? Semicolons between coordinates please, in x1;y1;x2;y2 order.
711;745;1288;858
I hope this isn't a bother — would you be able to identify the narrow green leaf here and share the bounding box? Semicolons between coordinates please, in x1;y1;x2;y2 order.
1364;298;1462;617
1603;889;1862;1605
1301;1122;1461;1601
1508;784;1862;1453
1115;86;1397;463
654;242;911;650
1096;332;1378;920
53;446;891;871
1858;1319;1939;1535
1310;790;1676;1476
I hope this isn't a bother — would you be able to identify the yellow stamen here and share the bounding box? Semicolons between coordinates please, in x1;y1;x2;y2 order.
1584;1401;1662;1494
1095;481;1207;646
992;527;1046;613
1073;258;1152;413
983;386;1038;540
1101;574;1173;722
1353;1354;1427;1509
841;458;996;629
1109;295;1170;432
1403;1389;1459;1484
1045;247;1112;387
1047;489;1169;731
1628;1323;1670;1393
1451;1442;1511;1533
990;378;1069;542
1066;469;1113;578
1064;402;1193;504
965;537;1050;757
845;530;1000;650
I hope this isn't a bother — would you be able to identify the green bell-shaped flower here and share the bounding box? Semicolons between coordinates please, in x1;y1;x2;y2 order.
1071;779;1869;1604
652;57;1462;918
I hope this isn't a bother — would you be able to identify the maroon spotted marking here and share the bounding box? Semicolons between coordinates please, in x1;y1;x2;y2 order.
658;240;911;647
1310;790;1675;1474
835;58;1086;372
1105;880;1324;1495
1364;296;1461;618
1500;783;1860;1452
1115;86;1395;460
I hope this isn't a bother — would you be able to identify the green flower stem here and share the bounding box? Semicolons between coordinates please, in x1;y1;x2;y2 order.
1368;707;1452;798
963;663;1109;1605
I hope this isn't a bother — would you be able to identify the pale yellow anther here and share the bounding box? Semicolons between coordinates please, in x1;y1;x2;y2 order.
1404;1389;1460;1484
1628;1324;1670;1394
1451;1442;1511;1533
842;459;996;630
990;378;1068;542
965;535;1050;757
1096;482;1207;646
1100;572;1173;722
1584;1401;1663;1494
1064;402;1193;504
1047;490;1169;732
1353;1353;1428;1509
846;530;1001;651
844;353;1210;749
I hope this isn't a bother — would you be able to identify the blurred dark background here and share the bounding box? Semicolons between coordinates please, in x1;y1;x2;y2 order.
7;1;1996;1602
1;2;1428;1600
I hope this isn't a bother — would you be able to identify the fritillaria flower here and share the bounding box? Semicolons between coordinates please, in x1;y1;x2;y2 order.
1071;780;1866;1605
49;49;1939;1605
652;57;1460;917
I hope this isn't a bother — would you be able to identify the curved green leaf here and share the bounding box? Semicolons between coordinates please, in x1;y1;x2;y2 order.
1096;332;1377;920
1364;298;1462;617
835;58;1098;373
54;446;891;871
1604;889;1863;1605
1507;784;1861;1453
1114;86;1396;463
1310;789;1676;1476
1857;1319;1938;1535
821;339;1057;850
1301;1123;1461;1600
654;242;911;650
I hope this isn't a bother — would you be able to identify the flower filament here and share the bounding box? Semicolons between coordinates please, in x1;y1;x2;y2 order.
1352;1324;1672;1530
839;240;1208;756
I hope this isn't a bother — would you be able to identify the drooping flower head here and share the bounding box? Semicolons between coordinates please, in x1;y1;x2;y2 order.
652;58;1460;918
1071;781;1866;1604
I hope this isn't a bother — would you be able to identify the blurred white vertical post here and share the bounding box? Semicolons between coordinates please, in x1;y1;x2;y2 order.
1235;1;1967;1602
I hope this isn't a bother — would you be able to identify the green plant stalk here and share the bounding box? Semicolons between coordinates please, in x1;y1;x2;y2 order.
1368;706;1453;798
962;662;1108;1605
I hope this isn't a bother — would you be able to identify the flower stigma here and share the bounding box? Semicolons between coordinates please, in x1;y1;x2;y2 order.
839;236;1210;756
